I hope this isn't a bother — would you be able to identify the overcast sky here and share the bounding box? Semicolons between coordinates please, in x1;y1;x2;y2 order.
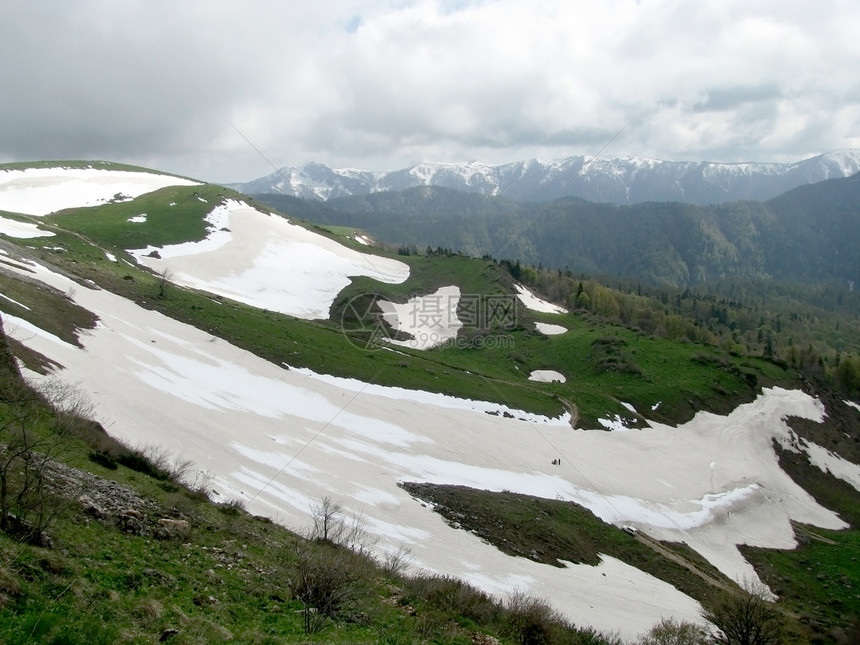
2;0;859;182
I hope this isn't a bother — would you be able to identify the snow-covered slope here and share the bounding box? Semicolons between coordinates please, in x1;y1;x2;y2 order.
0;165;410;321
236;162;383;201
5;253;857;638
128;198;409;320
0;165;200;215
235;150;860;204
2;164;859;638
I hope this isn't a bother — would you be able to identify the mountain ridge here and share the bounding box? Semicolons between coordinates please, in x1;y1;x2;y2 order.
234;149;860;205
250;172;860;290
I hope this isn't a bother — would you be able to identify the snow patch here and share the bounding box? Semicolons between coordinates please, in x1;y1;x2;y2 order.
528;370;566;383
0;215;55;238
0;166;199;216
535;322;567;335
598;415;631;432
2;312;78;349
794;440;860;492
378;286;463;350
515;284;568;314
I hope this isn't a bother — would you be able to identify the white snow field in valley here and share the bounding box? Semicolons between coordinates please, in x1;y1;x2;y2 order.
1;168;859;638
4;258;706;637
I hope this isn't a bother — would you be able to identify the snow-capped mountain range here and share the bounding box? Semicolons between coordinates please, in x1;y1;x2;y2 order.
233;149;860;204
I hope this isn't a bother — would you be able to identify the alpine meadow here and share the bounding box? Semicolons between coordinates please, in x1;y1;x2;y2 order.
0;158;857;645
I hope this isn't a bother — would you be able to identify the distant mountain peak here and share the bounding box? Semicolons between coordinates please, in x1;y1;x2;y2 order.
233;150;860;205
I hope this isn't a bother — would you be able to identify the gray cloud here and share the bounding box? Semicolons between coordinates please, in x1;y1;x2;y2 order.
2;0;859;181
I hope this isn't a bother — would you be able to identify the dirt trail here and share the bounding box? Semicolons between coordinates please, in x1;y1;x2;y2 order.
559;397;579;428
633;532;737;595
794;524;838;545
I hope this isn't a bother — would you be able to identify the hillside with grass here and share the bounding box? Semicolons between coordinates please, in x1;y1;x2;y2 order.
1;161;859;643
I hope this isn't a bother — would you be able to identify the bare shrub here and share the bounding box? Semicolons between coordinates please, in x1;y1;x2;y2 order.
703;578;785;645
118;443;208;495
380;542;413;578
157;267;174;299
291;544;359;634
308;496;344;543
308;496;378;556
217;497;246;515
0;378;84;543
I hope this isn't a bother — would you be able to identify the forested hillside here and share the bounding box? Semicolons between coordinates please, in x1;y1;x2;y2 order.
252;172;860;289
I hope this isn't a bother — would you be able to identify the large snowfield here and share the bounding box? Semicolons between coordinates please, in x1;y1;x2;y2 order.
1;167;859;639
128;199;410;320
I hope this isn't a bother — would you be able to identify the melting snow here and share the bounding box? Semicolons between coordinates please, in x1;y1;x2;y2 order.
2;311;77;349
535;321;567;335
528;370;566;383
377;285;463;350
0;215;55;238
792;440;860;492
515;284;568;314
128;200;410;320
598;415;630;432
0;166;199;216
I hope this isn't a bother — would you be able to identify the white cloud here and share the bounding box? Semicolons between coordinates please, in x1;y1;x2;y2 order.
2;0;859;181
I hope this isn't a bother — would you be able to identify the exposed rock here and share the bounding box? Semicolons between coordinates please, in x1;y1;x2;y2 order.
45;458;194;538
193;594;219;606
77;494;106;519
141;568;176;586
